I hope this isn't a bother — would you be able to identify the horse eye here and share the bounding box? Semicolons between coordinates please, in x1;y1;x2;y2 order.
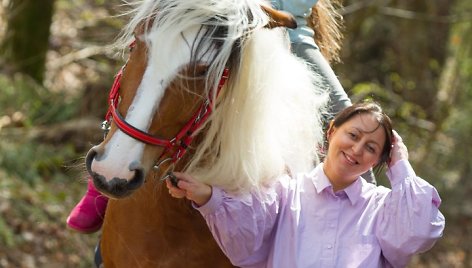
129;39;137;52
193;65;209;77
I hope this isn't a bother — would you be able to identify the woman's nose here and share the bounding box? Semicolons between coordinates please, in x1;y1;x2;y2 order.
352;142;363;155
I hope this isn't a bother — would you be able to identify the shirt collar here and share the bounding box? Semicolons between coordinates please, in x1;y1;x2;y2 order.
310;163;331;194
310;163;363;206
343;177;363;206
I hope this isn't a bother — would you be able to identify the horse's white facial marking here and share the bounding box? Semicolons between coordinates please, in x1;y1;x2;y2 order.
92;25;218;182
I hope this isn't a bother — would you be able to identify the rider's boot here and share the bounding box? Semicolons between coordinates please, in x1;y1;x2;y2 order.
66;178;108;233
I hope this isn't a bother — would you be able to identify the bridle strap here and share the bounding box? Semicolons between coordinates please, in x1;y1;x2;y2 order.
168;68;229;160
105;67;122;124
110;103;173;147
104;66;229;163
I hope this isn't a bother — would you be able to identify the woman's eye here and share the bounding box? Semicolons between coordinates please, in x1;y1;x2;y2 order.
348;132;356;139
366;146;375;153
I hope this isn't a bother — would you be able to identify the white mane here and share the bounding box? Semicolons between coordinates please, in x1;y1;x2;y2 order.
116;0;328;194
188;28;328;193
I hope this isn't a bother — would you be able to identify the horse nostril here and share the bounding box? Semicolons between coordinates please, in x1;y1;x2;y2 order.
127;164;144;191
85;147;98;177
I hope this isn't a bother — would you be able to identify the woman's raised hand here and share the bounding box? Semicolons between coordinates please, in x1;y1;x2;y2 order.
389;130;409;167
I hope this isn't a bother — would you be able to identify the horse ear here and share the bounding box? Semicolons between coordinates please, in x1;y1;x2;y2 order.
261;5;297;29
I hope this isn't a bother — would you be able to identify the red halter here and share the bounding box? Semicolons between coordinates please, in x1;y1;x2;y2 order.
103;66;229;164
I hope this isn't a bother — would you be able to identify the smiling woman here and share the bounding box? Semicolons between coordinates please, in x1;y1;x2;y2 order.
323;102;393;191
168;101;445;268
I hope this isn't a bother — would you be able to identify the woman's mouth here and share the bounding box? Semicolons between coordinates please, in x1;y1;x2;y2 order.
343;152;358;165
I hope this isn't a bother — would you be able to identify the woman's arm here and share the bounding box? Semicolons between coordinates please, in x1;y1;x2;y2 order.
375;131;445;267
167;172;282;267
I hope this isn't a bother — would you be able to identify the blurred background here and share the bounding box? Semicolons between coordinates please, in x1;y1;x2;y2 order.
0;0;470;267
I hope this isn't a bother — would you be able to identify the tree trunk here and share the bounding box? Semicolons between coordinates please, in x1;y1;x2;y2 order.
0;0;55;83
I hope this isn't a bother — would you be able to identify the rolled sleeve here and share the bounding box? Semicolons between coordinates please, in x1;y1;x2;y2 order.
196;187;224;216
194;185;281;267
376;160;445;267
386;159;416;186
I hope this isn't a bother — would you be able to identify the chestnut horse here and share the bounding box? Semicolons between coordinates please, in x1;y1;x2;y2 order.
85;0;330;266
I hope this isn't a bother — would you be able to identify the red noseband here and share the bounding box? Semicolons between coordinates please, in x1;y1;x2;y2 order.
103;67;229;164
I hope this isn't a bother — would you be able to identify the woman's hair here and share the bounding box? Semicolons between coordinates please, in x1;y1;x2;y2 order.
330;101;393;173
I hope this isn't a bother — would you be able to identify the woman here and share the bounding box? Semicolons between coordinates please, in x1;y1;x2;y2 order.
167;101;445;267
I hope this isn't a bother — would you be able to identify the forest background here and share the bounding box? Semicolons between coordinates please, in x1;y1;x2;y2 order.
0;0;471;267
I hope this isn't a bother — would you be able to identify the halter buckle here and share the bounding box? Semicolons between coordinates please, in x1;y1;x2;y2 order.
101;120;111;139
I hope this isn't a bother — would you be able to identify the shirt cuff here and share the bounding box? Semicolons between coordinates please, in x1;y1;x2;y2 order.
195;187;224;216
386;159;416;186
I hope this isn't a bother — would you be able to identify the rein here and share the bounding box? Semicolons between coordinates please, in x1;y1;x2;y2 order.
102;62;229;170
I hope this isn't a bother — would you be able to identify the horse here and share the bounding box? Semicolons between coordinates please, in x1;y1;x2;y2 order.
84;0;330;266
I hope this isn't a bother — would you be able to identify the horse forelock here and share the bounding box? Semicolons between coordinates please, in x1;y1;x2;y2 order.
116;0;270;96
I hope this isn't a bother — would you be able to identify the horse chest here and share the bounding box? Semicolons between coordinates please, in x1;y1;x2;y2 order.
100;180;234;267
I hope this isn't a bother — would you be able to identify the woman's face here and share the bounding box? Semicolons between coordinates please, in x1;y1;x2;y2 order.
324;113;386;190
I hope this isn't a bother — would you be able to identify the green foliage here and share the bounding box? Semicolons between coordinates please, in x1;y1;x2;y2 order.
0;170;98;267
0;73;81;186
0;214;15;247
350;81;428;123
0;0;120;266
0;73;79;126
0;139;77;185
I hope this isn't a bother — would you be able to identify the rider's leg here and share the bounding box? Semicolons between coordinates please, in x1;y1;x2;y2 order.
291;42;376;184
67;178;108;233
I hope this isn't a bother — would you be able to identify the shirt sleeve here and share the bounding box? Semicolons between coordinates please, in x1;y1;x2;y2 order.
271;0;318;18
196;183;283;267
375;159;445;267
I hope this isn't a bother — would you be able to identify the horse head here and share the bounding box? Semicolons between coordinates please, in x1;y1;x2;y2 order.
85;0;301;199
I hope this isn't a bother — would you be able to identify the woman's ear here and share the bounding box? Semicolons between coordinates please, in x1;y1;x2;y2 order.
326;120;335;141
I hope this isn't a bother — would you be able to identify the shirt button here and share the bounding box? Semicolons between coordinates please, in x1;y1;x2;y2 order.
327;244;333;249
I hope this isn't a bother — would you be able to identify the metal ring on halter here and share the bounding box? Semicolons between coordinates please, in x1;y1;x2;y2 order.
101;120;111;140
195;100;209;123
161;165;179;188
153;157;176;181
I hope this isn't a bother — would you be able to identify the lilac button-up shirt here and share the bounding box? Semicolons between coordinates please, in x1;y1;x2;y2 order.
197;160;445;268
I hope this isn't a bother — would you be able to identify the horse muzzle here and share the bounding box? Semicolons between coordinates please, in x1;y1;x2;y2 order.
85;147;145;198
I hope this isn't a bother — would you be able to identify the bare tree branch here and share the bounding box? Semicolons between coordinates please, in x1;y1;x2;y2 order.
340;0;378;15
379;7;472;24
341;0;472;24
